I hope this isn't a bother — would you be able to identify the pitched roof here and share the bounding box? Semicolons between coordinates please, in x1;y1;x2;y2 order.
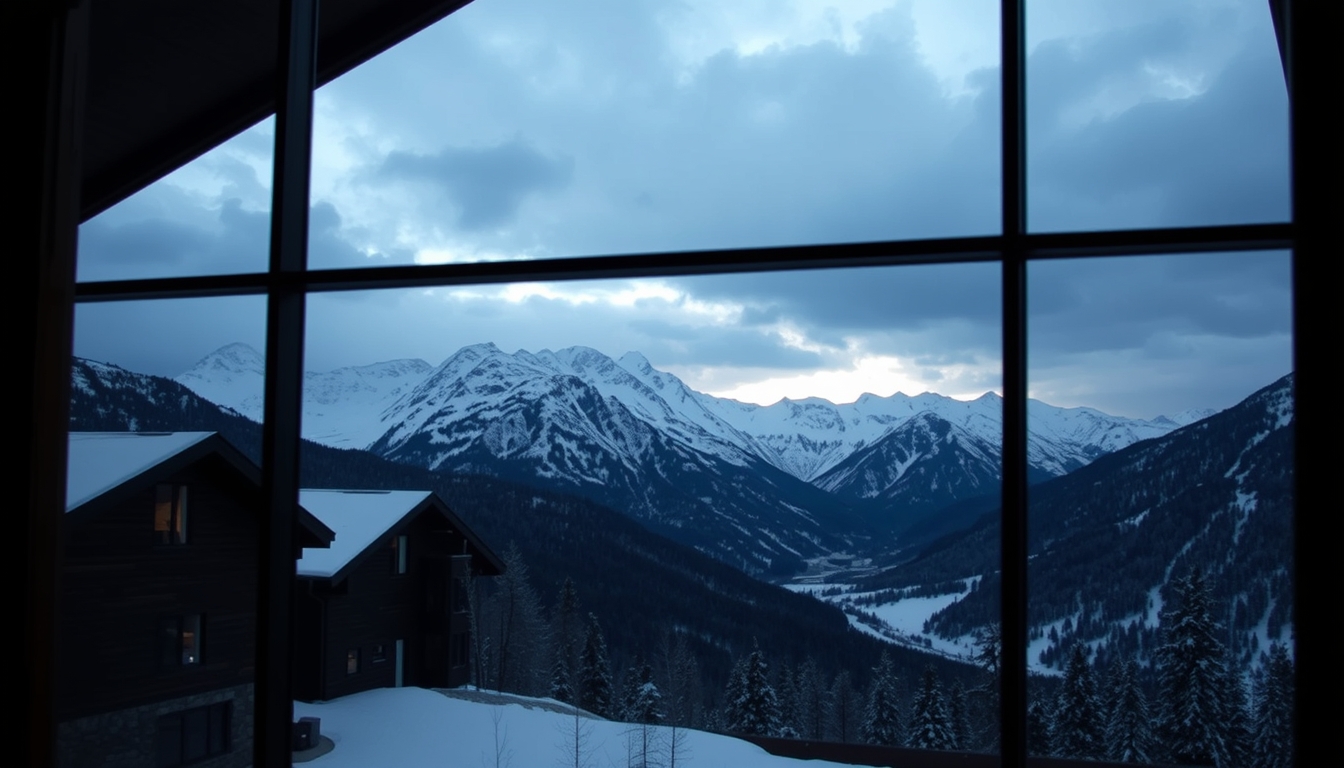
65;431;335;547
67;432;219;512
297;489;504;581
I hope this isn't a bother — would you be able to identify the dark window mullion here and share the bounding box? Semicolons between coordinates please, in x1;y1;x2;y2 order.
257;1;318;766
1000;1;1028;766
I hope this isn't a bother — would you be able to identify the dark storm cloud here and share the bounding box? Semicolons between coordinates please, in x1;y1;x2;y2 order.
1028;15;1290;230
77;198;270;280
671;263;1001;336
79;197;409;280
1028;252;1292;357
376;139;574;230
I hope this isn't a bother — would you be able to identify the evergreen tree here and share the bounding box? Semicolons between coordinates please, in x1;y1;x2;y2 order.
1156;570;1236;766
827;670;860;743
1053;644;1104;760
1025;695;1053;757
724;642;780;736
860;652;902;746
578;612;613;717
1251;643;1293;768
774;662;800;738
550;653;574;704
908;666;954;751
970;623;1002;751
550;578;582;704
625;659;663;724
948;679;970;751
1219;651;1251;767
795;658;828;740
1104;658;1154;763
657;630;701;728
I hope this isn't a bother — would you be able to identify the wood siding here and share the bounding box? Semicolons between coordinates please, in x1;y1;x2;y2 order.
297;509;477;699
57;457;260;721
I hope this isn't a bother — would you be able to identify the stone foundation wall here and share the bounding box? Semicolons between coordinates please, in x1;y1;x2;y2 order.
57;683;253;768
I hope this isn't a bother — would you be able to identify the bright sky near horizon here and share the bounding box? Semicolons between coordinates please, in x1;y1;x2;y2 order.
74;0;1292;419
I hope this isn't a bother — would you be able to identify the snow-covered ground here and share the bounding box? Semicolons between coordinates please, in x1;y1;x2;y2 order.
786;579;982;662
294;687;854;768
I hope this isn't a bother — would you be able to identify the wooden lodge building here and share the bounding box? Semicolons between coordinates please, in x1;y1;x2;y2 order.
59;432;335;768
294;489;505;701
58;433;501;767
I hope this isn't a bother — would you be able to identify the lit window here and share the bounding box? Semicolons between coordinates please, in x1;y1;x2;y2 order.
346;648;360;675
160;614;203;667
154;484;188;545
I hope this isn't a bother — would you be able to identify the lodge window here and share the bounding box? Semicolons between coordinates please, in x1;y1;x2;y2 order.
372;643;387;663
392;534;408;575
160;614;204;667
155;700;231;767
154;484;188;545
346;648;360;675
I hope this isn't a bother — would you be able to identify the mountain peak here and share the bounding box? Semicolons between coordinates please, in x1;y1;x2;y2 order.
184;343;264;375
617;351;654;373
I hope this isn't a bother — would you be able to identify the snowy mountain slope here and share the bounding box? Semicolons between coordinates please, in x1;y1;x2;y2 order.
813;412;1004;533
178;342;1181;485
172;341;1194;573
367;345;869;573
859;372;1295;674
174;343;433;448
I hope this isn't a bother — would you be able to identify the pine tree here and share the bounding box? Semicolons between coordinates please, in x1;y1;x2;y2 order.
1025;695;1053;757
795;658;827;740
827;669;860;743
724;642;780;736
774;663;800;738
578;612;613;717
1251;643;1293;768
1104;658;1154;763
970;623;1002;752
550;654;574;703
948;679;970;751
861;652;902;746
1156;569;1235;767
550;578;582;704
625;660;663;725
1053;644;1104;760
908;666;954;751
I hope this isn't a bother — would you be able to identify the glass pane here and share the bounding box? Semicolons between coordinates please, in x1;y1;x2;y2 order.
300;263;1001;757
309;0;1001;269
1027;251;1294;764
59;296;264;766
1027;0;1290;232
76;117;274;282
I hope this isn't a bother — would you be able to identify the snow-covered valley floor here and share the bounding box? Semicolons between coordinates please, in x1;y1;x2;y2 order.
294;687;855;768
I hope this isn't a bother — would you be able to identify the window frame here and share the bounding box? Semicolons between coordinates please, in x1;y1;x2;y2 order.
63;1;1310;766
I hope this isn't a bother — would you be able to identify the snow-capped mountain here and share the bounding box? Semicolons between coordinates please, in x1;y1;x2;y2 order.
175;343;434;449
174;341;1195;573
813;412;1004;533
860;372;1294;674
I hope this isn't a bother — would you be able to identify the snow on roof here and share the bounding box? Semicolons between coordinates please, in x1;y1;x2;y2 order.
297;489;432;578
66;432;215;512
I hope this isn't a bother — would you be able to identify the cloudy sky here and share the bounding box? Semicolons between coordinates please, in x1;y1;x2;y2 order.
74;0;1292;419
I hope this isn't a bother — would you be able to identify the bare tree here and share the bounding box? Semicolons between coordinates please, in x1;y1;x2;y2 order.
482;707;513;768
555;709;598;768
